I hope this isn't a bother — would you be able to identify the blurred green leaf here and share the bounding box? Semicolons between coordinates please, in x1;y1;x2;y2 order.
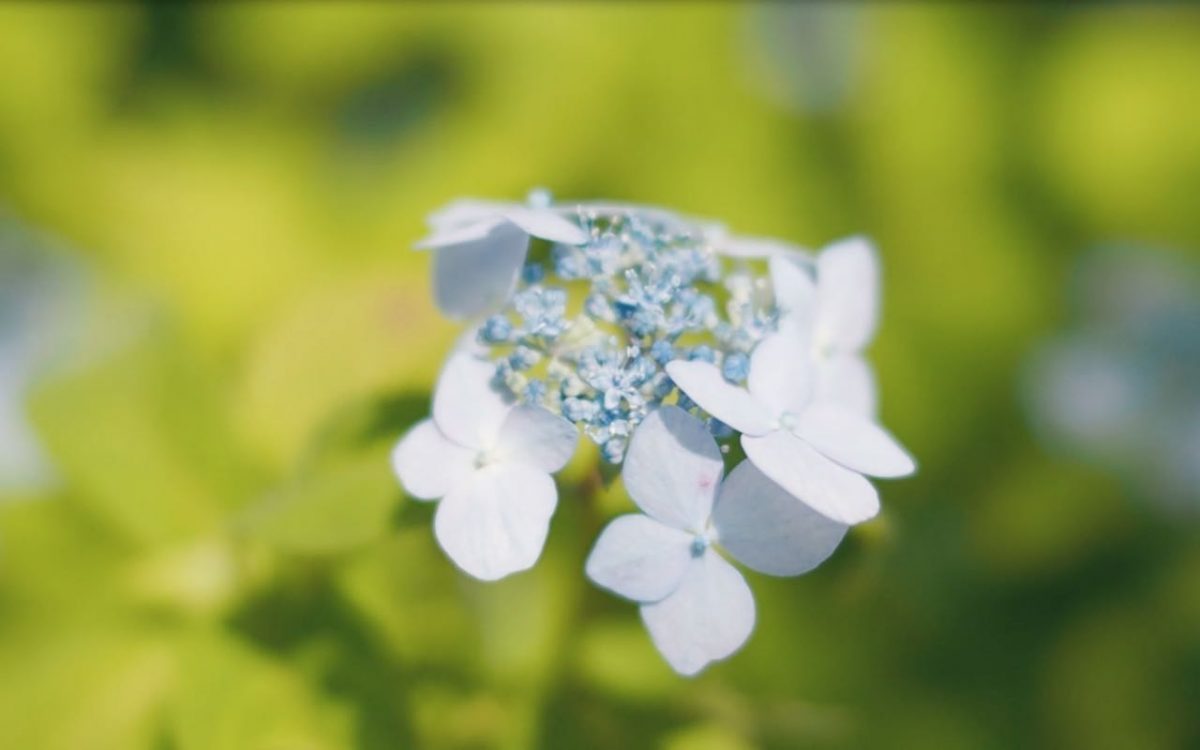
0;625;175;750
245;447;399;555
170;631;356;750
661;724;756;750
234;276;455;470
336;527;474;668
26;326;248;547
0;494;127;619
241;390;428;554
575;618;676;701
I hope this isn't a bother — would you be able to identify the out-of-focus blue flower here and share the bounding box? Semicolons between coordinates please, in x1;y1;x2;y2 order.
0;220;91;491
1024;246;1200;514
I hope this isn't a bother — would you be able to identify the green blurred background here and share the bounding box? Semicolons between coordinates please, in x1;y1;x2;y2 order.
1;3;1198;749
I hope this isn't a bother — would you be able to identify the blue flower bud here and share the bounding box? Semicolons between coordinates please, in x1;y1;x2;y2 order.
585;292;611;321
649;340;675;365
480;315;513;344
601;436;627;464
563;397;600;422
722;352;750;383
521;263;545;284
509;346;541;371
553;245;586;280
523;379;547;403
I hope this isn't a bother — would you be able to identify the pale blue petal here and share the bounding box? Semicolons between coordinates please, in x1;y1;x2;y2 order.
713;460;848;576
431;222;529;318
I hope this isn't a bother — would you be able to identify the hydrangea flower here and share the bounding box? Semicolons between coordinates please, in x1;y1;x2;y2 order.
585;407;847;675
393;191;916;675
392;350;577;580
771;237;881;415
667;331;915;524
416;193;589;319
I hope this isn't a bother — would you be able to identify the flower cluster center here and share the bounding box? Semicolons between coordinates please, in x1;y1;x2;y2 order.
474;205;783;462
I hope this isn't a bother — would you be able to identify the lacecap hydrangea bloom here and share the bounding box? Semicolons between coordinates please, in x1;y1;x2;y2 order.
392;190;916;674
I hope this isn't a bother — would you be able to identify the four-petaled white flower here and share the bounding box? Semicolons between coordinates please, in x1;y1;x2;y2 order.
771;236;881;416
586;406;848;675
417;199;589;319
666;331;915;525
392;350;578;580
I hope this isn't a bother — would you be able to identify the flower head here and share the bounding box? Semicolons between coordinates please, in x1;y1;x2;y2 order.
395;191;915;680
585;406;847;675
454;198;783;463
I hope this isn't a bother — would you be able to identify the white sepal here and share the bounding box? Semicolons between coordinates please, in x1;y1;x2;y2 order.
621;406;724;532
639;550;755;677
495;404;579;473
665;361;775;436
585;514;694;603
391;419;475;501
433;463;557;581
741;430;880;525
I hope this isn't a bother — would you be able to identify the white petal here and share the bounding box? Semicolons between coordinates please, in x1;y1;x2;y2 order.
622;406;723;532
501;207;588;245
639;550;755;676
495;405;578;473
741;430;879;525
416;217;503;249
815;236;879;353
391;419;475;501
715;234;808;260
794;403;916;478
814;354;877;417
585;514;694;603
665;360;774;436
433;463;556;581
769;253;816;325
427;199;511;229
431;222;529;318
712;461;848;576
747;333;812;416
432;351;512;450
